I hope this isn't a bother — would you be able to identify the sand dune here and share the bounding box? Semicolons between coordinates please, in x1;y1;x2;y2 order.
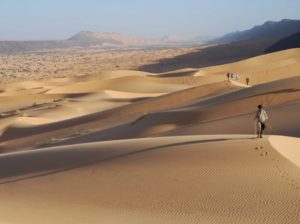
0;80;241;151
0;47;197;84
46;75;192;94
44;75;300;146
0;136;299;224
1;50;300;148
0;48;299;223
269;135;300;167
196;48;300;85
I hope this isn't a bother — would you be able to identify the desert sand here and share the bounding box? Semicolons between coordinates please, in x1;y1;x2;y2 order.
0;47;197;84
0;48;299;223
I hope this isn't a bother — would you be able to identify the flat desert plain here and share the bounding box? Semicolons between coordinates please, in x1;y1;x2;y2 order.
0;48;299;224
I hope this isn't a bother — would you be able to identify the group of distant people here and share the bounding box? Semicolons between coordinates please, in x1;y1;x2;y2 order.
226;72;250;86
226;72;239;81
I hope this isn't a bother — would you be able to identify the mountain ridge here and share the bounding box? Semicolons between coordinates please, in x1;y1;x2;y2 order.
211;19;300;44
265;31;300;53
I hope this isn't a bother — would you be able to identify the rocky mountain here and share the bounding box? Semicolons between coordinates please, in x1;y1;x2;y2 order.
265;31;300;53
211;19;300;44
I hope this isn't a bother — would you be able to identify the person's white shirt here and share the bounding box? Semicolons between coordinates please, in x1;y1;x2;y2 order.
256;109;268;123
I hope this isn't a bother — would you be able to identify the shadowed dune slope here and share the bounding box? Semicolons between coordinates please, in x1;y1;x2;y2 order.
0;80;240;151
139;38;279;72
49;75;300;146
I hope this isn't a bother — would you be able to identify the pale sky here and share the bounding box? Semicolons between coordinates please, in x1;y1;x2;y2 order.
0;0;299;40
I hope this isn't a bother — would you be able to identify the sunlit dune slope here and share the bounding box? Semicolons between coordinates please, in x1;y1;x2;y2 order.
0;136;299;224
195;48;300;85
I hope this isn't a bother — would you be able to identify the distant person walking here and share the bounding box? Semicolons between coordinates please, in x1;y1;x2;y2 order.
226;72;230;81
246;77;250;85
254;105;269;138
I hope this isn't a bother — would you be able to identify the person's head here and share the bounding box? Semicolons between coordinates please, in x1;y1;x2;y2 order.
257;104;263;109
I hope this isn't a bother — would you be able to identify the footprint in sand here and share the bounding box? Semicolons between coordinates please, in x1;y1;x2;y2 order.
260;152;268;157
255;146;264;150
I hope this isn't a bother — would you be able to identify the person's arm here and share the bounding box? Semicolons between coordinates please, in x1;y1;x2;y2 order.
263;110;269;120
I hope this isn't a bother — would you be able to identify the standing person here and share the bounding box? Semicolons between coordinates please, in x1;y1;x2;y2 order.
254;105;269;138
246;77;250;85
226;72;230;81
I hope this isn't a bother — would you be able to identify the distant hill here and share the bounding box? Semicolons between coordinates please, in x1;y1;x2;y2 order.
265;31;300;53
211;19;300;44
160;35;192;43
68;31;161;46
161;35;212;44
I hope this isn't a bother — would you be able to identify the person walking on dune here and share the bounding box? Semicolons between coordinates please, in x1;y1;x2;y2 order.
254;105;269;138
246;77;250;86
226;72;230;81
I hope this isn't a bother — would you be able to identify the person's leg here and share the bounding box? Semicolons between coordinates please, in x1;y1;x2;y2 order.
260;123;265;138
257;122;262;138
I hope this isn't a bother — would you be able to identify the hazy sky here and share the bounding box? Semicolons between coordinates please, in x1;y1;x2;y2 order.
0;0;300;40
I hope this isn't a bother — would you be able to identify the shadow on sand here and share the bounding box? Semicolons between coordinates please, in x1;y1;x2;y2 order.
0;137;249;185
